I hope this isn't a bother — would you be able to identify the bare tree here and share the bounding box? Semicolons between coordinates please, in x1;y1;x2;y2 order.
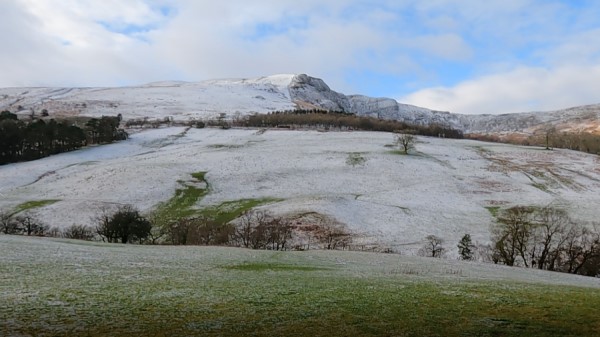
47;227;62;238
266;217;293;251
475;243;495;263
395;133;415;154
491;206;536;266
315;218;352;250
147;225;166;245
0;211;20;234
532;207;571;270
234;210;271;249
419;235;445;258
95;207;114;242
543;126;556;150
560;224;600;275
15;215;47;236
166;217;193;245
63;224;94;240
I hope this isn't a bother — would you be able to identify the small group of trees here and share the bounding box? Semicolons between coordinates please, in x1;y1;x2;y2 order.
417;233;478;261
1;206;154;243
1;210;98;239
490;206;600;276
161;210;293;250
311;218;353;250
0;111;127;165
164;216;233;246
234;210;292;250
0;212;48;236
161;210;353;251
84;116;128;144
63;224;95;240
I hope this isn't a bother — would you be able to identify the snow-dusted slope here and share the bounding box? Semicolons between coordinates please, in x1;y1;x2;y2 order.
458;104;600;134
1;128;599;254
0;75;298;121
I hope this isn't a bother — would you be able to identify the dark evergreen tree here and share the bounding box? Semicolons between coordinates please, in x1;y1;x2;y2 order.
0;110;18;120
0;115;124;165
457;234;474;260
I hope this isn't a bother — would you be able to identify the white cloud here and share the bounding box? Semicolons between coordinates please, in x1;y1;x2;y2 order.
401;65;600;114
0;0;600;115
129;1;404;90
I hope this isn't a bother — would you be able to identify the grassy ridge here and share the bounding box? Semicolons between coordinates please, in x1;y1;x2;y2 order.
2;236;600;337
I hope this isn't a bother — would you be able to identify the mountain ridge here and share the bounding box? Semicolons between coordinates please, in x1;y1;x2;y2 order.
1;73;598;135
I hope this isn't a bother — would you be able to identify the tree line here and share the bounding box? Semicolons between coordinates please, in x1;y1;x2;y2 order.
0;111;127;165
468;130;600;156
546;131;600;155
243;110;464;139
0;206;355;252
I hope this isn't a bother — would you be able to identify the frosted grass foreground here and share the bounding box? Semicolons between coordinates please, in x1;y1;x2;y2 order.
1;235;600;336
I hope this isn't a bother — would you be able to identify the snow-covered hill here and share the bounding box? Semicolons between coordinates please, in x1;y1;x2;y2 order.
0;75;298;121
1;73;598;134
1;128;599;254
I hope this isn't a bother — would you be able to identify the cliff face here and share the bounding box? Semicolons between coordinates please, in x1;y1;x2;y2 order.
288;74;464;129
288;74;600;135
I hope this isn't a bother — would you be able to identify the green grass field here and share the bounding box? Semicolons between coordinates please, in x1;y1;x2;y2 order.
10;199;61;216
1;235;600;336
151;171;280;228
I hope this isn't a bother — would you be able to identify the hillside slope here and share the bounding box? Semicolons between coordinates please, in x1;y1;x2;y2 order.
1;128;599;254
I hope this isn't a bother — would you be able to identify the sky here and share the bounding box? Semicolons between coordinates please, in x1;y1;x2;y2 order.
2;0;600;115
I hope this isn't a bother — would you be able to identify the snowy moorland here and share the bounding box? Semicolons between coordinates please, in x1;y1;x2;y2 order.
1;127;600;254
0;75;297;121
1;235;599;336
